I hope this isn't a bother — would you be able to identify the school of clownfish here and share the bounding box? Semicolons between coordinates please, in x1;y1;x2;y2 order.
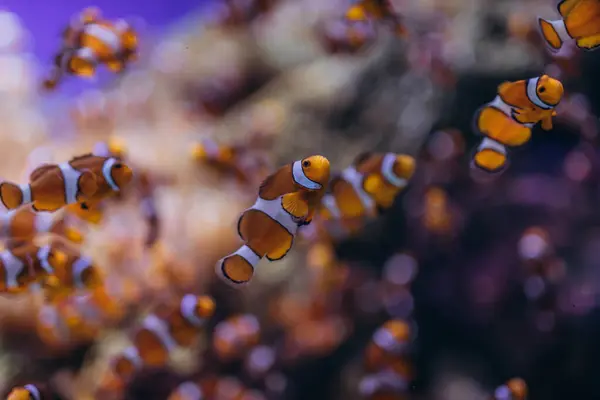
4;0;600;398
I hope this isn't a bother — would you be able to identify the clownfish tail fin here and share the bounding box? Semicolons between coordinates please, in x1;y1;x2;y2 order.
215;245;261;287
0;182;31;210
538;18;567;51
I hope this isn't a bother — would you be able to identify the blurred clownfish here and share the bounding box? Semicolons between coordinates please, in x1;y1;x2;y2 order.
215;156;330;287
0;154;133;212
364;319;412;371
538;0;600;52
345;0;407;37
213;314;261;361
35;286;120;348
0;205;83;244
471;75;563;173
319;18;377;55
100;294;215;392
43;7;138;90
6;383;51;400
358;359;413;400
319;152;414;226
169;377;267;400
91;140;160;247
0;242;67;294
191;138;250;184
492;378;527;400
41;236;104;301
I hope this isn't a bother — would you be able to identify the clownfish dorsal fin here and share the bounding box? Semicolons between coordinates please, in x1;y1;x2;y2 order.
352;152;374;169
29;164;55;182
68;153;96;163
258;164;296;200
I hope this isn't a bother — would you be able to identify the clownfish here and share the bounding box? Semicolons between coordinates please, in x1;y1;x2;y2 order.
215;156;330;286
43;7;138;90
0;242;67;293
213;314;261;361
191;139;249;183
319;153;414;225
471;75;564;173
364;319;412;371
92;140;160;246
41;237;103;301
0;154;133;212
319;18;376;55
358;359;413;400
345;0;407;37
36;288;116;348
538;0;600;52
6;384;51;400
104;294;215;388
0;205;83;244
492;378;527;400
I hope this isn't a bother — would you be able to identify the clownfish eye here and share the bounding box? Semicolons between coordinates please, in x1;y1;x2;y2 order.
114;163;123;169
303;160;311;168
81;202;89;210
538;86;546;93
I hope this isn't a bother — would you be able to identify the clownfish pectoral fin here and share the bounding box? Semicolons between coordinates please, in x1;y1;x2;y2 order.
538;18;565;51
576;35;600;51
0;182;30;210
541;115;554;131
76;171;98;200
215;245;261;287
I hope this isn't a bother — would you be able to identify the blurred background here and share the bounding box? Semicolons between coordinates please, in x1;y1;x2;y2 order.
0;0;599;399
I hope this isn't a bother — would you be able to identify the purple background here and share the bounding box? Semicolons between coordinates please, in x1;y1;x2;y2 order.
2;0;206;95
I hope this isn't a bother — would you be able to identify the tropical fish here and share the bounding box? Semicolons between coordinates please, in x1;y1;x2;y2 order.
358;359;413;400
41;236;104;301
0;154;133;212
538;0;600;52
320;153;414;224
472;75;563;173
364;319;412;371
6;383;51;400
0;242;67;293
0;205;83;244
103;294;215;388
213;314;261;361
216;156;330;286
492;378;528;400
345;0;407;37
43;7;138;90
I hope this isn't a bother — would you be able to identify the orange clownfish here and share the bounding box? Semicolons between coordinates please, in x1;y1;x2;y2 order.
492;378;528;400
472;75;564;173
358;359;413;400
105;294;215;387
345;0;407;37
191;138;248;183
41;237;103;300
364;319;412;371
0;205;83;244
169;378;267;400
0;242;67;294
213;314;261;361
0;154;133;212
43;7;138;90
320;152;414;224
6;384;50;400
215;156;330;286
538;0;600;52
